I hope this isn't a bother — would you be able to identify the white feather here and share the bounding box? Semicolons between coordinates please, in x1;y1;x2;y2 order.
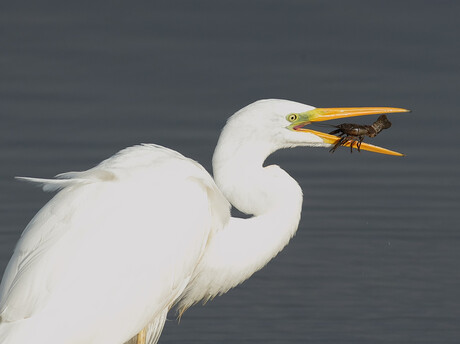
0;144;230;343
0;99;346;343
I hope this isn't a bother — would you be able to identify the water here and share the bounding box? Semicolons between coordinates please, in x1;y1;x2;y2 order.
1;1;459;343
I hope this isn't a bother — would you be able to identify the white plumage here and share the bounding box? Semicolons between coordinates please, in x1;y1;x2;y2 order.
1;144;230;343
0;99;406;343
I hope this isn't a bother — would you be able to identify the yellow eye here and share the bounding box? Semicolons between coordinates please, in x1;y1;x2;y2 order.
287;113;298;122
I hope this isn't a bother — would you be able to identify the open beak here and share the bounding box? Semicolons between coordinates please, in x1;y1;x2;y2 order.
292;107;410;156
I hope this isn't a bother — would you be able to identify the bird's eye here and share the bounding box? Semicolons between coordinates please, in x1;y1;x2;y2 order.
287;114;298;122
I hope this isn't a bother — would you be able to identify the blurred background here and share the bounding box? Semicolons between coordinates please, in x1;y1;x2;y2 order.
1;0;459;343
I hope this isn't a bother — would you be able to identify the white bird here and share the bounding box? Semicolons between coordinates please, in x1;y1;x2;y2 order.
0;99;408;344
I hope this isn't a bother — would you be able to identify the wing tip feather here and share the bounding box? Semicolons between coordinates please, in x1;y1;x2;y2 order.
15;176;73;192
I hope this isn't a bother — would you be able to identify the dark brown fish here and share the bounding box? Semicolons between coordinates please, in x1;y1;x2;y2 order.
329;115;392;153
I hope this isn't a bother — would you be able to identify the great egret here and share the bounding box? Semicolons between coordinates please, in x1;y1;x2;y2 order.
0;99;408;343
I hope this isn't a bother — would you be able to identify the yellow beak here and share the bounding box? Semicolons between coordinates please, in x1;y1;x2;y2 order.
294;107;410;156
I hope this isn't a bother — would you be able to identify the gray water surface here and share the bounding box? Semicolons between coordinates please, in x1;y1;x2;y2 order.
1;1;459;343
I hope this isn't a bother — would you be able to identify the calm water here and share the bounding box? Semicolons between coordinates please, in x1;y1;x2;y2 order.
1;1;459;343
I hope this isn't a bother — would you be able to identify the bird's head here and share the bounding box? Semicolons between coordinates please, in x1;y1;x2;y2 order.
214;99;409;213
219;99;409;157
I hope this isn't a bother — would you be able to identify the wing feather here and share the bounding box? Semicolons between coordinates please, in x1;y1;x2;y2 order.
0;144;230;343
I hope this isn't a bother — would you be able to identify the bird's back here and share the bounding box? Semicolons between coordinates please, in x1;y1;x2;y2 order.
0;144;230;343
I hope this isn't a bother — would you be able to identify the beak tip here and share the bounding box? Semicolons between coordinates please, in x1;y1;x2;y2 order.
387;107;411;114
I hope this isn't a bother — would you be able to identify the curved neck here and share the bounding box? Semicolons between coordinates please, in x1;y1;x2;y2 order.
212;135;303;276
213;136;302;217
177;134;304;311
